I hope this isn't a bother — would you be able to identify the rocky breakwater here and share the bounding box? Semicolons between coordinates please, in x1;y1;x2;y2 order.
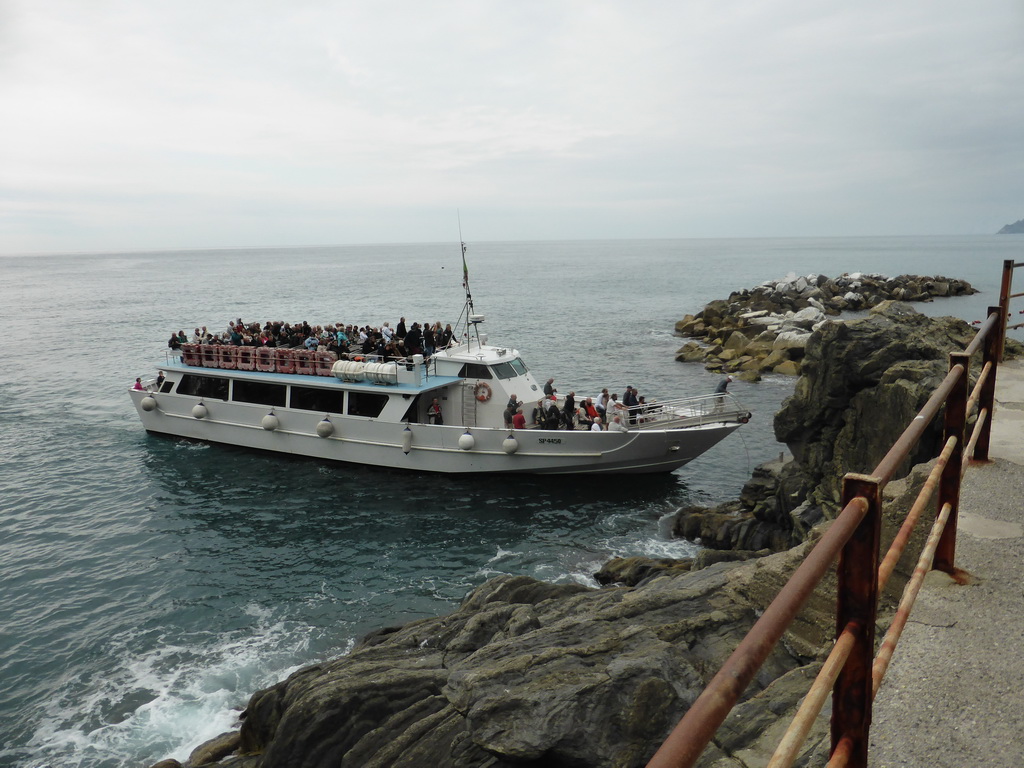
671;300;1023;556
674;273;977;378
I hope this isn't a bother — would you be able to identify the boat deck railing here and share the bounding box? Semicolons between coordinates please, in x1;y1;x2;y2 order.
630;392;751;430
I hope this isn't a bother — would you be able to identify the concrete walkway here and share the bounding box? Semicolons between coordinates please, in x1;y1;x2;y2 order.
869;358;1024;767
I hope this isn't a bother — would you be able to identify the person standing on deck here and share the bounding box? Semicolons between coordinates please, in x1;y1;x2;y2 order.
595;388;609;420
405;323;422;355
562;391;576;429
714;375;733;411
512;406;526;430
423;324;436;356
427;398;443;425
623;385;640;425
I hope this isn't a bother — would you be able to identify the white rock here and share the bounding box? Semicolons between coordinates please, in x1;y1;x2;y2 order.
746;315;787;328
774;330;812;351
784;307;826;330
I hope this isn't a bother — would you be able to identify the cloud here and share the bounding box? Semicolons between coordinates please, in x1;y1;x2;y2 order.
2;0;1023;253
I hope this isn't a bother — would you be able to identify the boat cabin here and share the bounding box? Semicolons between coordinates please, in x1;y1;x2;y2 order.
165;340;546;430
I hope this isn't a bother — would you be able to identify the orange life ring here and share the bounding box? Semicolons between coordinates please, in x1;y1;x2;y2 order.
474;381;492;402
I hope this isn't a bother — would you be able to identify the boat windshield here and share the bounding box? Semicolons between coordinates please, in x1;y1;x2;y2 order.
459;363;493;379
491;362;516;379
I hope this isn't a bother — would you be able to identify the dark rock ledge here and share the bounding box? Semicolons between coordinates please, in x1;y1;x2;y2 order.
674;273;977;378
151;299;1021;768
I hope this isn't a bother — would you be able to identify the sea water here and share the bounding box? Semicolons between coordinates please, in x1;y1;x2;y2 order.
0;236;1019;767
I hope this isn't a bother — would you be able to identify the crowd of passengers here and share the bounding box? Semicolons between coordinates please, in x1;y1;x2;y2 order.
168;317;455;362
504;382;649;432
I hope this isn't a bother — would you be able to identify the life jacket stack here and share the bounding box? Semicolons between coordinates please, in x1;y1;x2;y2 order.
180;345;338;375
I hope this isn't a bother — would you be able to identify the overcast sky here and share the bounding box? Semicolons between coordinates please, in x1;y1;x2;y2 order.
2;1;1023;254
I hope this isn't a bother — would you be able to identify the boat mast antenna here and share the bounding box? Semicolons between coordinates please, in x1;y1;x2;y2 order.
456;212;482;350
460;214;473;314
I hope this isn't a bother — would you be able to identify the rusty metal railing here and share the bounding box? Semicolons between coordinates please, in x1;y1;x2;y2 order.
999;258;1024;360
647;278;1013;767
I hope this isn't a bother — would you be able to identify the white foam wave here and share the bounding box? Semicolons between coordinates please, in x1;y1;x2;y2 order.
22;605;347;768
646;327;678;341
173;441;209;453
473;566;506;580
486;546;516;563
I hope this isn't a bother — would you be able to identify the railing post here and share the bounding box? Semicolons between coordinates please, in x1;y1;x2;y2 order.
832;473;882;768
934;353;968;573
973;308;1002;463
998;259;1013;362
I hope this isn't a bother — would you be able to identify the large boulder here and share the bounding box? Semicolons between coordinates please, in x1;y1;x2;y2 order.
772;330;812;352
774;301;977;513
724;329;752;352
670;302;988;553
783;307;826;330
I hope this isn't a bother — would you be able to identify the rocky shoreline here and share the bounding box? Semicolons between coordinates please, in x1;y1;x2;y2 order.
673;273;977;378
152;285;1018;768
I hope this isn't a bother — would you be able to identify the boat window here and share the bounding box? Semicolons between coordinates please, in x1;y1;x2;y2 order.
159;381;174;394
458;363;492;379
509;358;528;376
491;362;518;380
232;380;287;407
402;395;421;423
176;374;229;400
291;386;345;414
348;392;389;418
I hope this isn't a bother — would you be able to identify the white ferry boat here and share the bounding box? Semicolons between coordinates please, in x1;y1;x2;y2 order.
129;254;750;475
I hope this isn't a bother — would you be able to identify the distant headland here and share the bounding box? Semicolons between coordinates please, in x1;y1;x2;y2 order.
997;218;1024;234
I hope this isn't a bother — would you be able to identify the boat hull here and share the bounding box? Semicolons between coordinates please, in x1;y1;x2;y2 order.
130;390;741;475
